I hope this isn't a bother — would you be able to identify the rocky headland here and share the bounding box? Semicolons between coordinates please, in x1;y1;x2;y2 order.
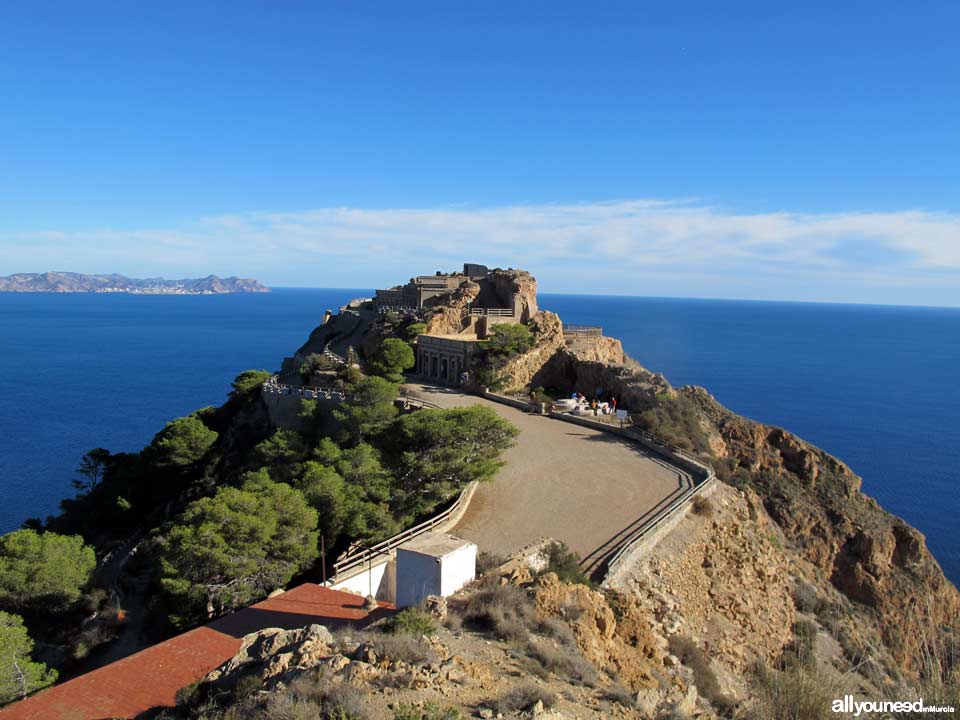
263;266;959;717
0;271;269;294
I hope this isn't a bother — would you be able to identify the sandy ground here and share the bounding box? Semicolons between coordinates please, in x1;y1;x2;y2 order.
403;382;688;575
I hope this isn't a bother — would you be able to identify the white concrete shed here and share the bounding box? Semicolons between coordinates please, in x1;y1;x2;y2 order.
395;532;477;608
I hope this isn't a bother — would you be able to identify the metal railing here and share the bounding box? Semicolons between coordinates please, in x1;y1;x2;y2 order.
481;389;716;582
469;307;515;317
603;470;716;582
563;324;603;337
262;376;353;401
323;341;347;365
377;305;418;315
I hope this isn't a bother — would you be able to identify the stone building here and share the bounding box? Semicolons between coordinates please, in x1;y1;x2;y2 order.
415;334;484;386
374;263;490;310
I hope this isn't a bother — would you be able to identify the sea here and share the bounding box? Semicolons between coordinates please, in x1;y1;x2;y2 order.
1;289;958;584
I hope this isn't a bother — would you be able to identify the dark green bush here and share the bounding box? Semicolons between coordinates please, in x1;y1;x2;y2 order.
386;607;437;636
542;542;590;585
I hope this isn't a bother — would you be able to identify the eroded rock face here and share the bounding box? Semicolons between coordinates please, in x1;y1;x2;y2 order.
424;280;481;336
533;572;664;691
492;311;565;390
485;268;539;322
630;487;797;674
682;385;960;670
205;624;334;685
422;269;540;336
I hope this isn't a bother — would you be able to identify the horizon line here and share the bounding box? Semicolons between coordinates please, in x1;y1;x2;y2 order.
266;285;960;312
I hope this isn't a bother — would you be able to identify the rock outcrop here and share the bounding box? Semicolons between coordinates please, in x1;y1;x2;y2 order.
273;265;959;697
423;280;481;336
681;385;960;671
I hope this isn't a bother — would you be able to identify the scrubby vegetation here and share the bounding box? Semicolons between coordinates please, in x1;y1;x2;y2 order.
748;635;844;720
474;323;535;389
299;352;334;381
0;362;519;690
631;392;711;454
0;611;57;703
691;494;714;517
452;581;540;643
391;702;462;720
516;638;598;686
668;635;735;714
495;684;557;714
171;673;373;720
540;542;591;586
385;607;437;637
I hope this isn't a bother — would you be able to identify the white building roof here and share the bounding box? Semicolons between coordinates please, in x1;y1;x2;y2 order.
398;532;476;559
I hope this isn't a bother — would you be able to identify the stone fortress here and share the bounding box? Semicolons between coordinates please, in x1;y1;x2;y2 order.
375;263;539;387
374;263;537;385
278;262;614;395
373;263;495;311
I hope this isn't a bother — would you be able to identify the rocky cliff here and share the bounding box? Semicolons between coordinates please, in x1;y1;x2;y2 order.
682;386;960;672
423;269;540;336
417;269;959;693
261;266;958;705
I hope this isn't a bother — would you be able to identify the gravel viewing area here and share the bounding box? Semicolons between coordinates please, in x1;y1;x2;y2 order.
402;382;690;575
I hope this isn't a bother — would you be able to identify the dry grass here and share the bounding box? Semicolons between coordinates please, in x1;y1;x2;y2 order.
516;639;599;687
363;633;436;665
495;684;558;714
668;636;735;714
451;581;539;642
748;659;844;720
691;495;714;517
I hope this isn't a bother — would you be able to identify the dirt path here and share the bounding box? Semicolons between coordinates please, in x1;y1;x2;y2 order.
403;383;689;575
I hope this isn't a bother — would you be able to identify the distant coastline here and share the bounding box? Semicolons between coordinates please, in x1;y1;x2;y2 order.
0;271;269;294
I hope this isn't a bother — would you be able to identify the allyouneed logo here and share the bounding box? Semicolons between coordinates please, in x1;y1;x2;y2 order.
833;695;956;716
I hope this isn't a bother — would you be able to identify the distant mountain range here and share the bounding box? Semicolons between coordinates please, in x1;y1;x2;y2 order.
0;272;270;294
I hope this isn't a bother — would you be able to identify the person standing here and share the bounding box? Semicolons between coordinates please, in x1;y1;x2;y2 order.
611;397;617;414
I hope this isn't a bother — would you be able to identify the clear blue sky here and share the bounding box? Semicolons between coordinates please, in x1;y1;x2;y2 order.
2;2;958;305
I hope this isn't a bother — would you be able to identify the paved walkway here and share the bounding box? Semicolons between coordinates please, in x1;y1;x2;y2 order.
403;383;689;575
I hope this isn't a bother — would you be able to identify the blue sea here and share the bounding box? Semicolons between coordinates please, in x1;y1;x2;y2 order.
1;290;958;584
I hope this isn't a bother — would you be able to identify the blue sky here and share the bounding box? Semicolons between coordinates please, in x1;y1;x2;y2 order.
2;2;958;305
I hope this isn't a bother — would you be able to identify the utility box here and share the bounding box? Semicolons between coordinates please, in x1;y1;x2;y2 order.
395;533;477;609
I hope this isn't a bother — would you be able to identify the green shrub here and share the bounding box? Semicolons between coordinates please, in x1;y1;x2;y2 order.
404;323;427;341
300;353;333;380
368;338;415;383
542;542;590;586
486;324;534;356
230;370;272;399
386;607;437;636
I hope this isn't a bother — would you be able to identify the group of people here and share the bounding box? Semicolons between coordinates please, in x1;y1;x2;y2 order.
570;390;618;416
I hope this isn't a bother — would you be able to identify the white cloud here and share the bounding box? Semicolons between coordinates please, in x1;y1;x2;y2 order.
2;199;959;304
